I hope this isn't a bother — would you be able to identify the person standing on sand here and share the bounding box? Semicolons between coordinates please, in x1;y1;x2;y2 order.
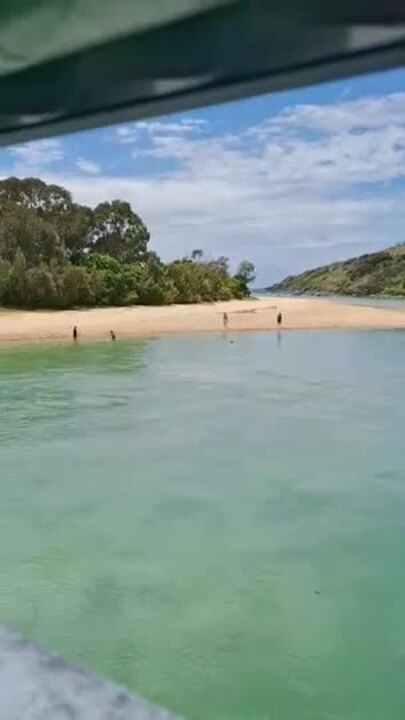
223;312;229;329
73;326;78;342
110;330;116;341
277;312;282;328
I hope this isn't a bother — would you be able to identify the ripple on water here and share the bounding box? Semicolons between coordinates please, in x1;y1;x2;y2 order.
0;331;404;720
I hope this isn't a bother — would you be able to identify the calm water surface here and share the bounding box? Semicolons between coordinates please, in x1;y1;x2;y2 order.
263;291;405;311
0;330;404;720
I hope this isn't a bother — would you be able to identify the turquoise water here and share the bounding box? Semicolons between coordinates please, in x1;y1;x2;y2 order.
0;331;404;719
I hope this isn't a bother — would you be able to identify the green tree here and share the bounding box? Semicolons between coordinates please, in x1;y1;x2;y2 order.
168;259;202;303
167;256;234;303
56;265;94;307
25;266;58;307
87;200;150;263
0;174;257;309
55;204;94;261
0;259;11;304
3;250;27;306
236;260;256;285
82;253;139;305
0;177;94;262
0;177;72;215
214;256;230;277
234;260;256;297
137;253;176;305
0;203;64;265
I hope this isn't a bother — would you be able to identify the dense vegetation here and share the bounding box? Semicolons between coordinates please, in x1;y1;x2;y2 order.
0;177;255;309
268;244;405;297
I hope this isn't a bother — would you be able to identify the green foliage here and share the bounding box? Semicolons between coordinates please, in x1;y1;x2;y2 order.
25;266;58;308
234;260;256;297
80;253;139;306
136;253;176;305
236;260;256;284
0;177;72;215
167;256;245;303
268;245;405;297
0;176;254;309
0;202;64;265
3;250;27;306
226;276;246;300
56;205;93;261
56;265;94;308
87;200;149;263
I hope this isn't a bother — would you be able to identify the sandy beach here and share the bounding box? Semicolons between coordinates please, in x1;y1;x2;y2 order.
0;296;404;344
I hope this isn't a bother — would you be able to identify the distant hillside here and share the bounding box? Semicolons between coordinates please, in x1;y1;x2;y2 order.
267;244;405;297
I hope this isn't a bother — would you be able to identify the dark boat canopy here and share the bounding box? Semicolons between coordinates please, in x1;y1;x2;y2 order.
0;0;404;145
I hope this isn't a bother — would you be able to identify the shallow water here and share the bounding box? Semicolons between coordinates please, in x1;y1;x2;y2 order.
0;330;404;720
263;291;405;311
313;295;405;311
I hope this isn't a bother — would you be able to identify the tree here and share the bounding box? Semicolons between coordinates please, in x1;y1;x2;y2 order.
168;260;202;303
55;204;93;261
0;259;10;304
236;260;256;285
87;200;150;263
0;177;97;262
56;265;94;307
25;266;58;308
0;177;72;215
234;260;256;297
0;174;257;309
136;253;176;305
0;203;64;265
168;256;234;303
3;250;27;306
215;256;230;277
82;253;140;305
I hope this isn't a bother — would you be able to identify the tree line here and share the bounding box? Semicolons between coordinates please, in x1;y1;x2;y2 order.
0;177;255;309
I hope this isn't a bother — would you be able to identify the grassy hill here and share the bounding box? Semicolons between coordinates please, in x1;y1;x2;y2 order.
267;244;405;297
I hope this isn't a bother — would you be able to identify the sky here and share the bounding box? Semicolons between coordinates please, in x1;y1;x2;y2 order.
0;67;405;285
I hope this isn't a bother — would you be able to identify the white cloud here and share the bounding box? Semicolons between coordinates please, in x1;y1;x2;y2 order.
11;92;405;282
138;119;206;134
266;92;405;134
115;125;139;144
116;126;132;137
10;139;64;172
115;117;206;144
76;158;101;175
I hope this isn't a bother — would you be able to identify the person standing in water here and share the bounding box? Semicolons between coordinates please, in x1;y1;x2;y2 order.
110;330;116;341
223;312;229;329
277;312;282;328
73;326;78;342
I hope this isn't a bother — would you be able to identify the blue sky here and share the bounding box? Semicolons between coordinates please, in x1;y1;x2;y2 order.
1;67;405;284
